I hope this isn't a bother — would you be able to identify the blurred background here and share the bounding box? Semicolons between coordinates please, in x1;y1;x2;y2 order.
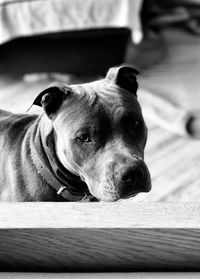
1;0;200;201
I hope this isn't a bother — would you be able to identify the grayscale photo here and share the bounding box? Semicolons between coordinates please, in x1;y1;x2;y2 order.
0;0;199;278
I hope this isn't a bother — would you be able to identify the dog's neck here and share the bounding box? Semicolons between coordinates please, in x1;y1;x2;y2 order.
30;115;94;201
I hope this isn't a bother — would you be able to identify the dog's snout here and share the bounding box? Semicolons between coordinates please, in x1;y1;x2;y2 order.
114;161;151;197
119;165;142;184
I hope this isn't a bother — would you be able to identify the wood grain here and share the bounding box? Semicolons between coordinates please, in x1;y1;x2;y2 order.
1;272;200;279
0;202;200;271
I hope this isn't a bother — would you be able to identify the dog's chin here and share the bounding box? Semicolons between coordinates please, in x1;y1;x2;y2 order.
98;196;121;202
95;192;138;202
121;193;138;200
86;183;141;202
89;190;120;202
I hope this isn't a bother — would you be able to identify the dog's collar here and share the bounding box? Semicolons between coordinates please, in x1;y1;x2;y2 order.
31;147;89;201
30;127;93;201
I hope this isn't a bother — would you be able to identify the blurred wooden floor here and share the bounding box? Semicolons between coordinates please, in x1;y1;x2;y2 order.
145;120;200;202
0;74;200;202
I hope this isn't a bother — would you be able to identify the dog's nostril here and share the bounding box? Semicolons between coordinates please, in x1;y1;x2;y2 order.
119;169;134;183
114;162;150;197
119;166;143;184
121;172;132;182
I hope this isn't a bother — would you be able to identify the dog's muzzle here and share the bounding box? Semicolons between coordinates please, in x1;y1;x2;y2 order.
106;157;151;199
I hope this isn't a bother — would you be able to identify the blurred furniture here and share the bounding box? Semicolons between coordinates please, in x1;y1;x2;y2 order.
0;28;131;75
0;0;134;75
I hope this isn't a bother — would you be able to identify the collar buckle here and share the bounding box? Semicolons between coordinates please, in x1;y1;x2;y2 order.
57;186;67;196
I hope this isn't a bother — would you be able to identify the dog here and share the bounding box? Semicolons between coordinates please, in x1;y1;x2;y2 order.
0;66;151;202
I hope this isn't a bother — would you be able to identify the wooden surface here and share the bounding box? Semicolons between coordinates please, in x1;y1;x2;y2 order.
138;28;200;202
144;123;200;202
0;272;200;279
0;202;199;272
0;202;200;228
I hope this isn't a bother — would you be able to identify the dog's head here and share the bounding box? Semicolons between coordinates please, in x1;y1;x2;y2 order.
33;66;151;201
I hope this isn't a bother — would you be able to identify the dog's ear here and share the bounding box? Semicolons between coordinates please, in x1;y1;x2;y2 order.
106;66;139;96
33;86;70;119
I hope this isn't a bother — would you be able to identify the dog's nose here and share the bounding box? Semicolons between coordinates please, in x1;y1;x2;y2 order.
120;166;141;183
116;163;151;196
118;164;144;185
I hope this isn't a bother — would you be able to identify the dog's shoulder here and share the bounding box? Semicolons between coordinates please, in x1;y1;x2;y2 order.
0;109;39;145
0;109;14;121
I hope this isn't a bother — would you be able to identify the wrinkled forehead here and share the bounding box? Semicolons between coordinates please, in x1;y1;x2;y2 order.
56;79;142;131
70;79;142;115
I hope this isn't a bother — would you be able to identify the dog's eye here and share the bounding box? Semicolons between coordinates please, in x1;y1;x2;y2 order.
79;134;92;143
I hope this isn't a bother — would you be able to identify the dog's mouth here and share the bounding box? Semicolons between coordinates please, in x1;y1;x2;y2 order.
80;193;99;202
83;178;152;202
87;196;99;202
96;178;151;202
91;190;137;202
80;165;151;202
121;192;139;199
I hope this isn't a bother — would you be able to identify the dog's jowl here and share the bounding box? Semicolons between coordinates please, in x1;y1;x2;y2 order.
0;66;151;201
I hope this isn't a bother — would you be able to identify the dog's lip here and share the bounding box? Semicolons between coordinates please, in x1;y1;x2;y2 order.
121;193;138;199
90;196;99;202
99;193;138;202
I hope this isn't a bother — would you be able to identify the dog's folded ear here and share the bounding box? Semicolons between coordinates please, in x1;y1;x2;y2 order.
106;66;139;96
33;86;70;119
